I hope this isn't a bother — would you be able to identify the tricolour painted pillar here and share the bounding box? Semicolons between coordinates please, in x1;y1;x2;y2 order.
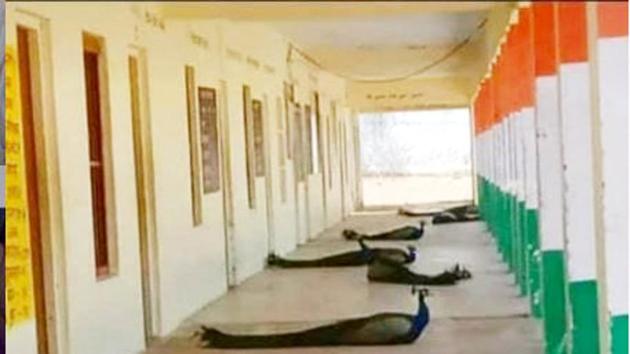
518;6;542;317
556;3;601;353
510;22;528;295
592;3;628;353
532;3;570;353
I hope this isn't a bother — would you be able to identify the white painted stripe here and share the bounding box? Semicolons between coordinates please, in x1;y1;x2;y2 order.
523;107;539;209
492;126;499;184
535;76;566;251
513;112;521;201
484;132;488;180
515;111;527;203
483;131;488;179
478;134;484;179
486;130;491;181
488;130;493;182
507;117;513;195
514;113;522;200
503;118;512;194
475;139;481;178
497;124;505;191
559;62;598;281
598;37;628;315
510;113;519;199
488;130;494;182
503;115;514;195
491;128;496;183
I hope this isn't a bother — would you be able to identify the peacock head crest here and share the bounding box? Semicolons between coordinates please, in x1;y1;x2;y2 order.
406;245;417;261
412;286;430;301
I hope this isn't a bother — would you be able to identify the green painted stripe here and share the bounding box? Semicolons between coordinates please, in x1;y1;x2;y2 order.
569;280;601;354
542;250;569;354
526;209;542;318
518;200;528;296
611;314;628;354
506;193;515;268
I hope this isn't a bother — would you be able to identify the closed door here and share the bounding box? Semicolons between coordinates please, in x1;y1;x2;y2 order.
128;51;159;343
17;24;50;354
218;80;237;286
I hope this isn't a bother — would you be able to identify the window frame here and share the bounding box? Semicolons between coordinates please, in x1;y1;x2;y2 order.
82;32;119;280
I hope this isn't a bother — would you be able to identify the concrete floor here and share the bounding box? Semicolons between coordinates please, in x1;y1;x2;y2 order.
147;212;543;354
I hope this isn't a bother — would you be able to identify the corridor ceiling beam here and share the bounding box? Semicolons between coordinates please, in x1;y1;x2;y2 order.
160;2;498;21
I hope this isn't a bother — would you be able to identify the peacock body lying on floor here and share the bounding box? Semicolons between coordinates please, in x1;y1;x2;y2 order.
367;255;471;286
432;204;480;224
267;238;416;268
343;221;426;241
197;288;430;348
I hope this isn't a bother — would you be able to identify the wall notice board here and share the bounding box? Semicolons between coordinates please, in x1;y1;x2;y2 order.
252;99;265;177
5;45;35;328
198;87;220;193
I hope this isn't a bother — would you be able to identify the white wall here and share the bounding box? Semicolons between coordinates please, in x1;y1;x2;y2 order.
5;3;357;354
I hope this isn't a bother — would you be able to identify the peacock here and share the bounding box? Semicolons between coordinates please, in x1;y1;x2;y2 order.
267;238;416;268
343;221;426;241
432;204;480;224
197;288;431;348
367;255;471;286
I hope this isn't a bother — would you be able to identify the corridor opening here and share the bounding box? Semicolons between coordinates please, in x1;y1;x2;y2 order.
358;108;473;208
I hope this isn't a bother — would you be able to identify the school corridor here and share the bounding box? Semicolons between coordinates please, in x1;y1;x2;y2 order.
3;2;628;354
146;213;542;354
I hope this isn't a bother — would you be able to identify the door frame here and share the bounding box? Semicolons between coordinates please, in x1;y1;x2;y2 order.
262;94;275;254
127;46;161;343
11;9;68;354
218;80;237;287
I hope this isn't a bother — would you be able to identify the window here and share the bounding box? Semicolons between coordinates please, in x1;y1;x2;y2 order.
314;92;323;175
243;85;256;208
198;87;220;194
252;99;265;177
328;101;338;189
293;103;305;182
185;66;202;225
82;33;117;278
283;82;294;159
276;96;288;202
304;104;314;174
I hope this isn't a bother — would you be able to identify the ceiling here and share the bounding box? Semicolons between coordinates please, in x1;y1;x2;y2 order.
270;11;487;81
161;1;512;111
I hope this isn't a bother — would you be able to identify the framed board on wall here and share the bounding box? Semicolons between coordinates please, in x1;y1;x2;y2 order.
242;85;255;208
198;87;220;194
283;82;294;159
252;99;265;177
304;104;314;175
293;103;304;182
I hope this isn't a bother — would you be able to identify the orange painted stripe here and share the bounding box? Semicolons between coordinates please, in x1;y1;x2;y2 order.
484;77;494;129
505;26;517;115
486;79;492;131
474;85;481;135
486;75;495;129
487;75;495;129
494;52;504;124
534;2;558;76
557;2;588;63
493;55;502;124
477;82;483;134
484;78;492;131
598;2;628;38
513;17;525;110
520;7;535;107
